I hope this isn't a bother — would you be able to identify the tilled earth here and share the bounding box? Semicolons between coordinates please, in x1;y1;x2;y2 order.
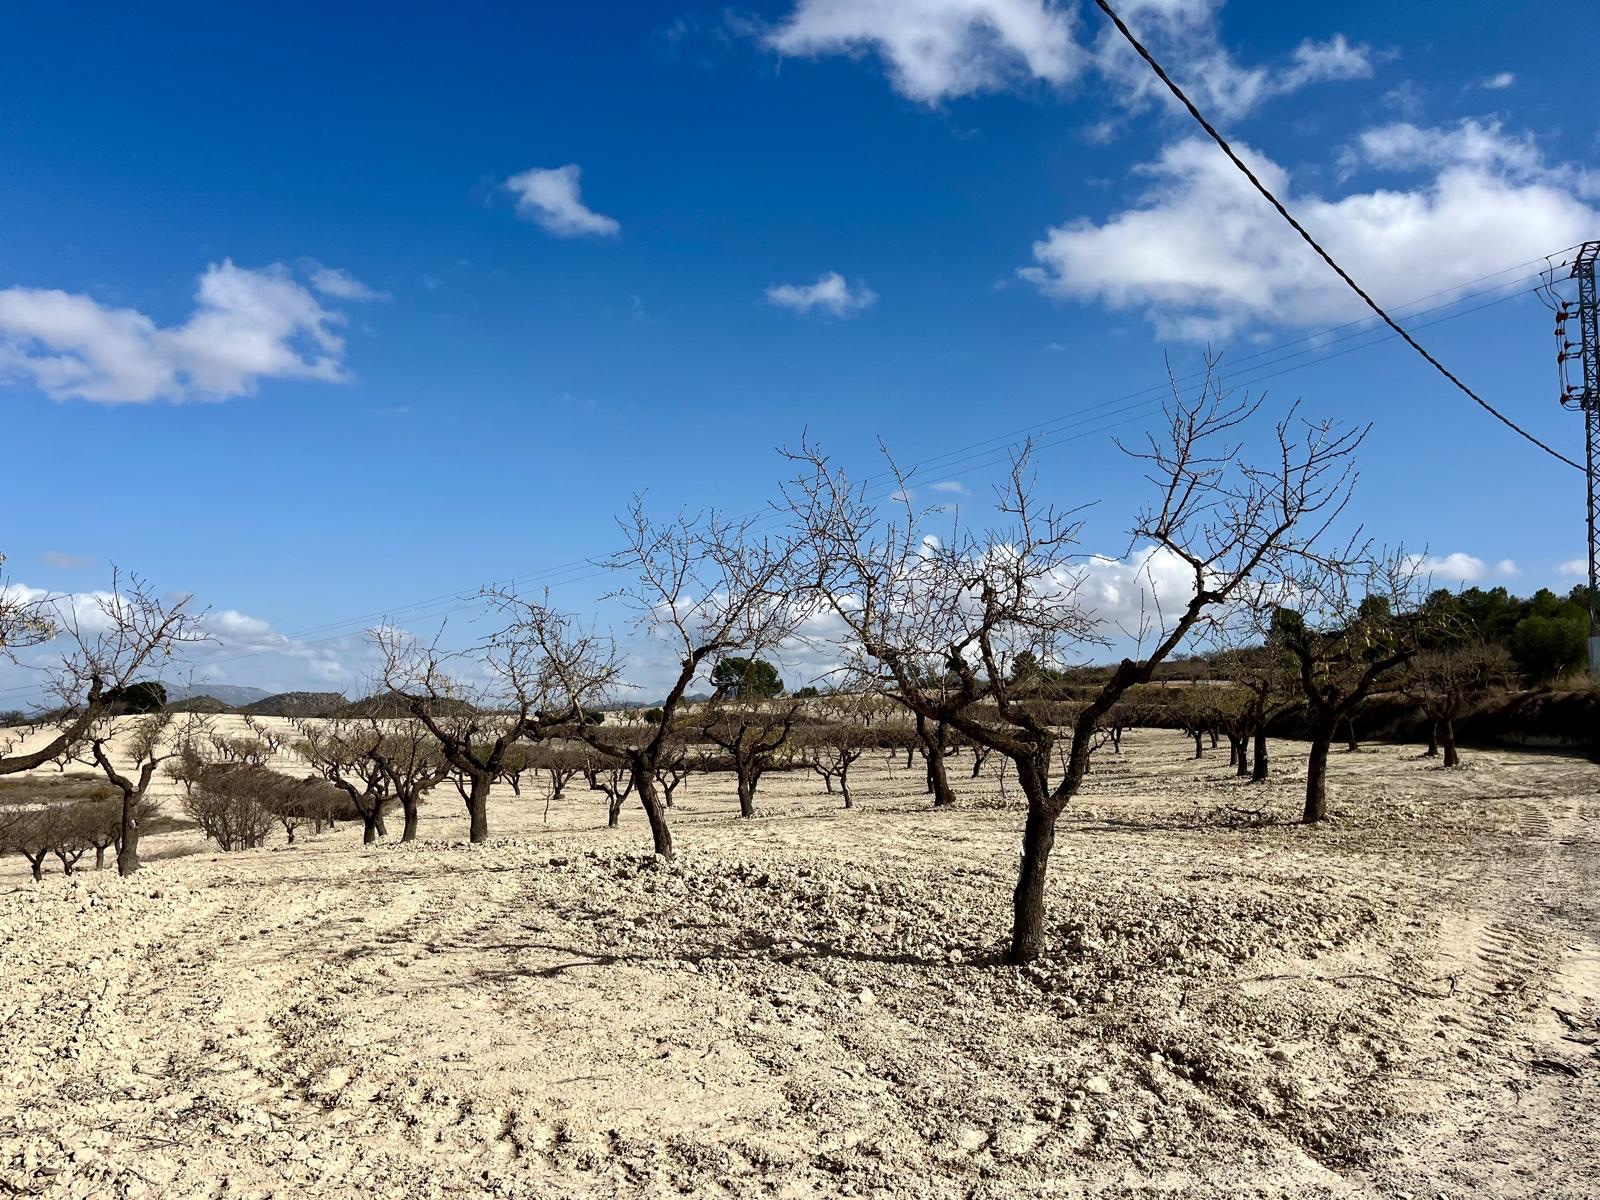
2;727;1598;1198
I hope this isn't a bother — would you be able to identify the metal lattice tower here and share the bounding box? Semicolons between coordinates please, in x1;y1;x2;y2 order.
1559;241;1600;678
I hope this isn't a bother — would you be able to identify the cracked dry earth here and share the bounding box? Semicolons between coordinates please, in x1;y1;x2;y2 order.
3;728;1599;1199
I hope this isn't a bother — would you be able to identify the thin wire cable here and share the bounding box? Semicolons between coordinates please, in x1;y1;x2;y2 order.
1092;0;1584;472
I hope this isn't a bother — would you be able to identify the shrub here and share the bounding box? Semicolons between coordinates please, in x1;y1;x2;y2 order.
183;764;278;851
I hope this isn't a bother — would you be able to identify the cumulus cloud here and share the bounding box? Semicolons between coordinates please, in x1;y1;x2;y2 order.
1480;71;1515;90
206;609;275;640
1092;7;1370;123
766;272;878;317
1019;126;1600;337
504;165;620;237
766;0;1368;116
929;480;970;495
1075;544;1206;636
1557;557;1590;579
1494;558;1520;578
1413;552;1487;584
767;0;1080;103
0;260;362;404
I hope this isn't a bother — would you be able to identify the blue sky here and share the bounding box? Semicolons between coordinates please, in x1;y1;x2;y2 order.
2;0;1597;700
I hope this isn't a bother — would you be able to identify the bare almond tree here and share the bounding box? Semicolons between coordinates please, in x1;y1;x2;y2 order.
1408;641;1512;768
583;758;635;827
1269;551;1427;822
1212;641;1297;782
697;700;800;818
782;372;1363;964
0;571;204;777
369;722;450;842
296;718;393;844
801;705;871;808
374;603;578;844
509;500;800;860
84;710;205;875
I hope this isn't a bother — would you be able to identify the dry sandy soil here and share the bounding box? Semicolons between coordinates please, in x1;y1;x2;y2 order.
2;719;1599;1198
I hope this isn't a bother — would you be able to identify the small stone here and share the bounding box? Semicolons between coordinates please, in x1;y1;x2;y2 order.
856;988;876;1007
1083;1075;1112;1096
955;1126;988;1153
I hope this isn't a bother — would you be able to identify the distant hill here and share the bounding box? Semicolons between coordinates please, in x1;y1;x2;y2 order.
162;683;273;707
335;694;477;719
239;691;348;718
167;696;234;715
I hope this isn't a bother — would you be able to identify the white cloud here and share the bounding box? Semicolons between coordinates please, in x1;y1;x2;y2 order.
766;0;1368;115
306;263;389;302
207;609;274;640
1481;71;1515;90
1352;118;1542;178
929;480;970;495
1557;557;1590;579
1494;558;1520;579
1415;552;1487;584
1075;544;1204;636
767;0;1081;104
504;165;620;237
0;260;358;404
1019;128;1600;337
766;272;878;317
1095;23;1371;123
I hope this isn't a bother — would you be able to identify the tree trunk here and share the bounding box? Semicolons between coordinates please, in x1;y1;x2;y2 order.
1303;730;1333;823
1009;788;1060;965
374;808;388;838
29;856;44;882
117;793;141;876
467;774;491;843
1345;718;1358;753
635;769;674;859
1232;735;1249;777
1251;729;1269;782
362;810;380;845
1425;719;1439;757
607;792;622;827
926;741;956;808
95;845;106;870
841;776;853;809
736;767;756;818
401;798;419;843
1209;728;1219;749
1442;719;1459;768
1192;730;1204;759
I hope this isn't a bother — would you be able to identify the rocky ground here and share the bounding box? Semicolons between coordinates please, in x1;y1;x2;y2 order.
1;725;1598;1198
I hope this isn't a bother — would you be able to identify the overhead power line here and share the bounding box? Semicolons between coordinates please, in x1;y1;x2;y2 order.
1092;0;1585;473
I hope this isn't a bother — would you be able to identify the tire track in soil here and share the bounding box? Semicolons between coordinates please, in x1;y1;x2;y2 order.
1364;792;1600;1199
